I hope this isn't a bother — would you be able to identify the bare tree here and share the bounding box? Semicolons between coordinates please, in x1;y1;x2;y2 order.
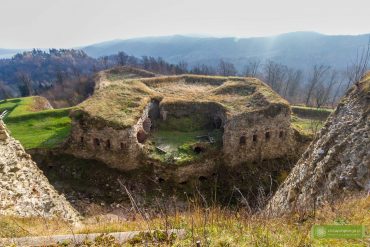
282;68;302;102
100;56;109;69
0;81;15;99
116;51;129;66
16;71;34;96
176;61;188;74
313;69;338;108
331;73;345;107
305;65;330;106
71;65;82;82
191;64;216;75
55;66;65;84
263;60;287;94
345;37;370;89
218;60;237;76
243;58;261;77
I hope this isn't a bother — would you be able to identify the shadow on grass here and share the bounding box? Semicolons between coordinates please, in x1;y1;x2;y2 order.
39;125;71;148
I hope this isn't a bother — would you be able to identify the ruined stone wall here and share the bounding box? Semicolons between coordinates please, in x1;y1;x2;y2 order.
68;99;298;171
67;102;157;170
223;106;295;166
159;101;227;128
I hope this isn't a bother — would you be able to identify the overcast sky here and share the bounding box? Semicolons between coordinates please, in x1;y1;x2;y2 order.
1;0;369;48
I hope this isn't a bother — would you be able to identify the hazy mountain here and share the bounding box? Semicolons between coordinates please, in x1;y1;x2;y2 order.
82;32;370;71
0;48;24;59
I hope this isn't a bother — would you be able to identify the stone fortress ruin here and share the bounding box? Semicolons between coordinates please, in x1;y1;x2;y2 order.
67;67;303;181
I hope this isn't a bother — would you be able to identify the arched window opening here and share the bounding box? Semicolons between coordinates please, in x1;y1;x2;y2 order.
106;139;111;150
94;138;100;147
137;129;147;144
253;134;258;143
279;131;284;138
265;132;271;141
239;136;246;145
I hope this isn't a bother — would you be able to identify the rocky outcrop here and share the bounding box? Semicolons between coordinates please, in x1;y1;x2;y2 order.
267;74;370;215
0;120;80;222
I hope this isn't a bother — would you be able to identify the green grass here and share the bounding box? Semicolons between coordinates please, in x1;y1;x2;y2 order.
0;97;72;149
291;105;333;121
0;97;34;116
149;128;223;165
291;115;324;138
291;105;330;137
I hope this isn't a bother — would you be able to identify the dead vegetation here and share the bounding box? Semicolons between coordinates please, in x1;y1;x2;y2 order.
1;193;368;246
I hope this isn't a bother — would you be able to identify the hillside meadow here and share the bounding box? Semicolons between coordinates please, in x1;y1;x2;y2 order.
0;96;72;149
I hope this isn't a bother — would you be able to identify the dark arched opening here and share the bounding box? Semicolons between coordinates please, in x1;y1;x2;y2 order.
213;117;223;129
279;131;284;138
106;139;111;150
239;136;246;145
193;146;205;154
265;132;271;141
137;129;147;144
253;134;258;143
93;138;100;147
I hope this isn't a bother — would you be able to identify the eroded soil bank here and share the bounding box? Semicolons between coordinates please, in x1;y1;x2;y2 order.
30;149;302;218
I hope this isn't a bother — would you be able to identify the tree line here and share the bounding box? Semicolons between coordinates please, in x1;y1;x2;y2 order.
189;42;369;108
0;44;369;108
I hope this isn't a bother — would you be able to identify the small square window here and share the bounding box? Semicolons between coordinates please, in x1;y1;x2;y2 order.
253;134;258;142
265;132;270;140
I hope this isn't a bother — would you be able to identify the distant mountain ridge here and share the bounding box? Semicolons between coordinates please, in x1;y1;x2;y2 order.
1;32;369;71
0;48;25;59
82;32;370;71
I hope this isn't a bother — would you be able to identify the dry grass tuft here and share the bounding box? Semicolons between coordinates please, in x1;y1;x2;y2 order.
1;195;368;246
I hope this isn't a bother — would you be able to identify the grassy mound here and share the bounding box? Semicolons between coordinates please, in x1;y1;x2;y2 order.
77;73;289;129
0;96;72;149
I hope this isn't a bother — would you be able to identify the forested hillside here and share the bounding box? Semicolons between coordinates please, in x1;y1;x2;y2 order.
83;32;370;71
1;33;368;108
0;50;187;106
